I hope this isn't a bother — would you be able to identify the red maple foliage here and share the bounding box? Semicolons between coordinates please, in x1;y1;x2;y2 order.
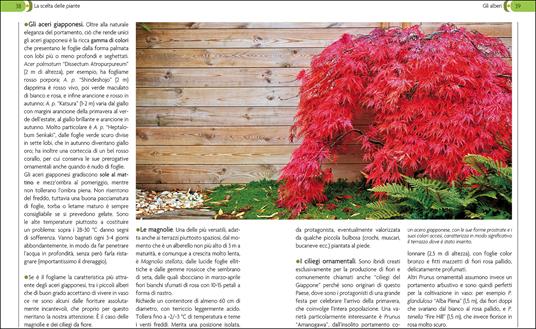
278;24;512;216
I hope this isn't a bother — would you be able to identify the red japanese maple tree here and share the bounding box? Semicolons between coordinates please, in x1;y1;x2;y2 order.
278;24;512;216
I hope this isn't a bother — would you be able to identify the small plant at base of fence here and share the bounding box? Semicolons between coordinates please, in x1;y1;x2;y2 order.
365;155;512;219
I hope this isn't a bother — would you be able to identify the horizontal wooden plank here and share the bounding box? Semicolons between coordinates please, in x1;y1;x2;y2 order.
137;68;302;87
137;164;285;183
136;44;509;87
419;23;511;37
137;22;383;30
137;126;295;145
429;22;512;26
138;86;514;113
137;183;235;191
136;163;366;184
137;43;509;69
136;107;375;127
137;28;376;48
137;87;299;107
136;125;373;146
136;106;295;127
137;23;510;36
137;145;365;165
136;44;510;70
136;125;371;146
136;48;319;68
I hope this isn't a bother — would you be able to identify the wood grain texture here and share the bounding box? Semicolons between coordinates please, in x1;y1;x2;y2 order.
136;41;510;69
137;22;383;29
137;145;365;165
136;106;298;127
418;23;512;37
136;107;376;127
137;68;302;87
136;163;366;184
136;125;371;146
136;126;297;145
136;41;511;70
136;48;319;68
137;28;376;48
137;87;299;107
136;183;245;191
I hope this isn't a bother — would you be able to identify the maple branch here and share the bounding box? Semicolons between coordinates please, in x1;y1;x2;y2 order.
329;128;384;149
496;74;512;79
298;128;384;170
464;35;487;56
424;30;446;40
354;129;385;146
424;29;494;60
328;129;358;148
406;83;419;100
461;33;504;59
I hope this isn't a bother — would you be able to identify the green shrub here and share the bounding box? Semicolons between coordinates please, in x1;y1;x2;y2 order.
366;155;512;219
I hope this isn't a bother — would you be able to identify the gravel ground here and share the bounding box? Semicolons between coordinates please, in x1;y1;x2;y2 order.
136;189;205;217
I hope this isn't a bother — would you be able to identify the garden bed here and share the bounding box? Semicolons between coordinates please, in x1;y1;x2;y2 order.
206;180;371;219
135;180;371;220
136;155;511;220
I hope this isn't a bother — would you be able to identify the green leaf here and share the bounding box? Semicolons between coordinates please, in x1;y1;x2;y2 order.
366;209;402;219
139;23;152;32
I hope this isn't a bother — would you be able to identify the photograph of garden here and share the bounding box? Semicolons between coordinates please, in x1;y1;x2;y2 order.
136;22;512;220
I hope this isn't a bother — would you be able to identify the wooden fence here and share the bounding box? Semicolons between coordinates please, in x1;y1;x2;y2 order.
136;22;512;191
